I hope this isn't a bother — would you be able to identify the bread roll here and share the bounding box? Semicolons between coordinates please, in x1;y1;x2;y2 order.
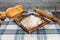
0;11;6;20
0;11;6;26
6;5;24;18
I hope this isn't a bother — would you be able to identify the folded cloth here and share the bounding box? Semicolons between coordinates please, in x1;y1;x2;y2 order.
0;10;60;40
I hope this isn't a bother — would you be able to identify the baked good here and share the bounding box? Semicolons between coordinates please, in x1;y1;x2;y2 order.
0;20;3;26
6;5;24;19
14;14;50;33
0;11;6;25
33;7;60;23
0;12;6;20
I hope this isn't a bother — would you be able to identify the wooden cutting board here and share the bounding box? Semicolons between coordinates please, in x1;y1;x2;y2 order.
13;14;50;33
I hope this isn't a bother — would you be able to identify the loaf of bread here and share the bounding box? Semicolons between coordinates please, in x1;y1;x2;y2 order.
6;5;24;18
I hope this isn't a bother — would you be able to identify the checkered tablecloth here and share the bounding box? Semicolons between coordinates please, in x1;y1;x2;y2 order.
0;10;60;40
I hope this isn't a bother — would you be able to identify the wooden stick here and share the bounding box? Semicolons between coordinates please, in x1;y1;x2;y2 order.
33;7;60;23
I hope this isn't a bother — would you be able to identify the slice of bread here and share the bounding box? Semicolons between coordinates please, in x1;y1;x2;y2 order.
14;14;50;33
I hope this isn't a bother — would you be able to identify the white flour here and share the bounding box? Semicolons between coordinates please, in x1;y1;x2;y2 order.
21;15;42;28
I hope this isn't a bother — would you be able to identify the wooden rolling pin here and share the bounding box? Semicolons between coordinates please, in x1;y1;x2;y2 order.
33;7;60;23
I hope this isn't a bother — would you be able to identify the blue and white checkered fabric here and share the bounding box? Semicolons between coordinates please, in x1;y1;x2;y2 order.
0;10;60;40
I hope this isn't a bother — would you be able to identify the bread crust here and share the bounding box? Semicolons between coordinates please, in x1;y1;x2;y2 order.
0;11;6;26
6;5;24;18
0;11;6;20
